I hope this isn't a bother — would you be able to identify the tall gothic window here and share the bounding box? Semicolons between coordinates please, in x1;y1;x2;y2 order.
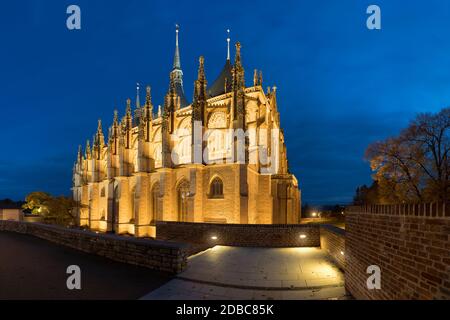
209;177;224;199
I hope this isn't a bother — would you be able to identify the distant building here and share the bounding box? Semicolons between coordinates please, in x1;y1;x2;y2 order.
72;27;300;237
0;208;23;221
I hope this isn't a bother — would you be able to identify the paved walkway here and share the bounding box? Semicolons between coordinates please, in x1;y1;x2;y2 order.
0;232;172;300
142;246;348;300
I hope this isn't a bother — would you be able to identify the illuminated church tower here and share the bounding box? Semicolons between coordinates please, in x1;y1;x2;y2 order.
72;27;301;237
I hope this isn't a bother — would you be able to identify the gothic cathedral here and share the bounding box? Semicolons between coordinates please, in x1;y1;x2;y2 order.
72;27;300;237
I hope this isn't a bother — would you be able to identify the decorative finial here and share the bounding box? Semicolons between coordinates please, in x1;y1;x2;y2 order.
253;69;258;87
226;29;231;61
126;98;131;117
198;56;205;80
175;24;179;46
85;139;91;158
113;109;118;124
77;145;82;161
97;119;102;132
235;41;241;64
146;85;151;105
259;71;263;86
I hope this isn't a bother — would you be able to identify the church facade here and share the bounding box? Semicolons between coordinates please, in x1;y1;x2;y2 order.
72;28;301;237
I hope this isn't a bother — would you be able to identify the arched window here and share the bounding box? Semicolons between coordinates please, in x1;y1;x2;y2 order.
209;177;224;199
100;187;105;197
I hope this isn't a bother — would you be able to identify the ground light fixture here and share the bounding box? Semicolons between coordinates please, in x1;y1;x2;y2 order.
211;236;218;240
299;234;307;239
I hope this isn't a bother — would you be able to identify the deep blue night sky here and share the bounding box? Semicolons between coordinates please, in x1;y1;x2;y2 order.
1;0;449;204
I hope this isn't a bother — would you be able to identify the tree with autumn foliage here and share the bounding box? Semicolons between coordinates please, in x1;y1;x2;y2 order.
23;192;80;226
364;107;449;204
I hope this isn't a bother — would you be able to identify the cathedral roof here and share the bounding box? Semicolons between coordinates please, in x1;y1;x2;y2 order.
208;59;233;98
175;81;188;107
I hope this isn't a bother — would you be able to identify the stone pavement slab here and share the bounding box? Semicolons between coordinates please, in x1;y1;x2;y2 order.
142;246;348;300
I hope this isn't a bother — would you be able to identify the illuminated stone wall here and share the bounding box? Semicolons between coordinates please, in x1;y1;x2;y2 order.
156;221;320;247
345;203;450;300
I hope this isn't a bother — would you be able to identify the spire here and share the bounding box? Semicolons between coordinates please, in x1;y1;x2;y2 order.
126;98;132;118
192;56;208;123
85;139;91;159
97;119;102;134
145;85;152;107
233;42;245;92
110;109;119;154
170;24;188;107
136;83;141;108
77;145;83;162
235;42;242;69
144;85;153;142
253;69;258;87
198;56;206;82
232;41;246;126
113;109;119;127
227;29;231;61
97;119;104;144
173;24;181;70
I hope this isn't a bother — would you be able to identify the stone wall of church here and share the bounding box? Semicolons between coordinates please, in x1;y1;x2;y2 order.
156;221;320;247
76;162;299;237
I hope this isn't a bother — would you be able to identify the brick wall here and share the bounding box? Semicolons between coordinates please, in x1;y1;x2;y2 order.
320;225;345;270
156;221;320;247
345;203;450;300
0;220;188;274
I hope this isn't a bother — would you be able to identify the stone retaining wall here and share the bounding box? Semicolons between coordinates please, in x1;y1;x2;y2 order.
320;225;345;270
156;221;320;247
0;220;188;274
